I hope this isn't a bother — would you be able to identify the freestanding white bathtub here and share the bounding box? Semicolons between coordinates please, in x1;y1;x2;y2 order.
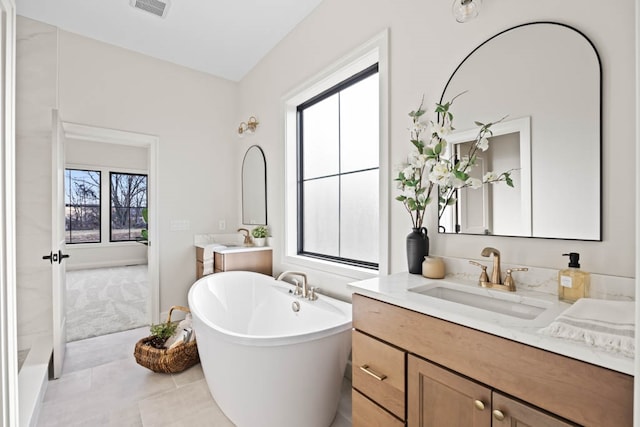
188;271;352;427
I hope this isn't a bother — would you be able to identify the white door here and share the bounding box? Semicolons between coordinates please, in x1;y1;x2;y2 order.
51;109;68;378
459;154;490;234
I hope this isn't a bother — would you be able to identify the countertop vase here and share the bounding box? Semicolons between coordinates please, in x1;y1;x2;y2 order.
406;227;429;274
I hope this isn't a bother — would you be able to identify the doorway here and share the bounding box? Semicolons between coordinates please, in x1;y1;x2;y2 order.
63;141;151;342
62;122;159;339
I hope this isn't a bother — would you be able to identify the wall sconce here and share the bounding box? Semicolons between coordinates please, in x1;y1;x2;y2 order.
452;0;481;23
238;116;259;136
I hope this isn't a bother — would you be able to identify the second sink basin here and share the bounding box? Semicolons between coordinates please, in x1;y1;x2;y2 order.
409;281;553;320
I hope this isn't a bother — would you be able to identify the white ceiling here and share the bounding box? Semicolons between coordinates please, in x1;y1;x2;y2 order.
16;0;323;82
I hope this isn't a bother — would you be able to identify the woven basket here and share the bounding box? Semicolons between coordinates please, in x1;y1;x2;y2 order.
134;305;200;374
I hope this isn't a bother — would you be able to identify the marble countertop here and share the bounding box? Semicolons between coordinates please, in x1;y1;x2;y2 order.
194;233;272;254
211;245;272;254
194;242;271;254
348;272;634;376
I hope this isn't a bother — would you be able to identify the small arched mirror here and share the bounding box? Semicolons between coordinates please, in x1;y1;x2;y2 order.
242;145;267;225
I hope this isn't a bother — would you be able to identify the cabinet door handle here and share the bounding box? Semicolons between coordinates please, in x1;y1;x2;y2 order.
359;364;387;381
492;409;505;421
474;400;486;411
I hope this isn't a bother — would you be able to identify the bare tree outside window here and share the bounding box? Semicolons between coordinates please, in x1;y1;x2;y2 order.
65;169;101;244
110;172;148;241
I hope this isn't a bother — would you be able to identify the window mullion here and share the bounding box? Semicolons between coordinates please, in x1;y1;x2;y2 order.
337;91;342;260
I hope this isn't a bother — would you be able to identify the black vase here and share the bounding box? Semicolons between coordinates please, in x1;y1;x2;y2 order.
406;227;429;274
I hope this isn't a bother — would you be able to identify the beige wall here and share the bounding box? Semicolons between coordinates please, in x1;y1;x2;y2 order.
237;0;636;298
57;30;240;311
17;16;241;320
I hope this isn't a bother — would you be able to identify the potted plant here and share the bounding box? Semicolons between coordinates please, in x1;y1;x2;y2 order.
251;226;268;247
148;321;178;349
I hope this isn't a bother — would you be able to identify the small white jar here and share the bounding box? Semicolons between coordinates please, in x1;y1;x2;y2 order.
422;256;445;279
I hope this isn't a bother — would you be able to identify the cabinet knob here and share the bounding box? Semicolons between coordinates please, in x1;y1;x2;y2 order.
492;409;505;421
474;400;485;411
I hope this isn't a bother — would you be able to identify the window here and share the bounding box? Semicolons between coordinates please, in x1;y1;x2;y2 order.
110;172;148;242
297;64;379;269
65;169;101;244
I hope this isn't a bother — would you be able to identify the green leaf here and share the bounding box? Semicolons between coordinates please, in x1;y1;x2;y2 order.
453;170;469;181
396;196;406;202
505;175;514;187
434;143;442;155
447;197;457;206
474;121;484;127
150;322;178;340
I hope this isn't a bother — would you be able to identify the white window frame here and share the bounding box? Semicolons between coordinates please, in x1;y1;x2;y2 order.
283;30;389;279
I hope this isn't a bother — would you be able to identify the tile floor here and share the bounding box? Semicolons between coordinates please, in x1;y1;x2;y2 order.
36;327;353;426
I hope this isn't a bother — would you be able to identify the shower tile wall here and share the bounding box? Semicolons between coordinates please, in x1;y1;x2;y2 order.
16;16;58;350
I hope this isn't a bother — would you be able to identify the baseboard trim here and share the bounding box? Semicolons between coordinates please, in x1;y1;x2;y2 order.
66;259;148;271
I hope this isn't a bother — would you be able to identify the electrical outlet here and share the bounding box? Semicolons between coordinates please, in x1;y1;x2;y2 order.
219;220;226;230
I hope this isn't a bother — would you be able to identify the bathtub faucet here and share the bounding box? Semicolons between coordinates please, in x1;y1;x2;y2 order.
276;271;309;299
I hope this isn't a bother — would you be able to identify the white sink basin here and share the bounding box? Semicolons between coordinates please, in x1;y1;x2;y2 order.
409;282;553;320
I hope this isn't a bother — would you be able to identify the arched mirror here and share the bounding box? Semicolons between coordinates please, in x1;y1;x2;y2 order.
439;22;601;240
242;145;267;225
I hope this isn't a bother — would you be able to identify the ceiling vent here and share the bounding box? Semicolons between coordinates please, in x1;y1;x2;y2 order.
130;0;170;18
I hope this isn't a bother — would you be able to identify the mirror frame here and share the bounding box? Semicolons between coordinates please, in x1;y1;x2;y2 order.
438;21;602;241
241;145;267;226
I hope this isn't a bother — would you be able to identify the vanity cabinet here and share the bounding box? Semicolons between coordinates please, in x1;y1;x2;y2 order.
408;355;577;426
352;294;633;427
195;247;272;279
213;248;272;275
195;247;206;279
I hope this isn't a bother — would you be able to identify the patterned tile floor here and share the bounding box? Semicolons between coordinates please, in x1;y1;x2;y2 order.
36;327;352;426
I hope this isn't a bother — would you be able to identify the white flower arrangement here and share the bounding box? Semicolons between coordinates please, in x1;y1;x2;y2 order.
395;94;514;229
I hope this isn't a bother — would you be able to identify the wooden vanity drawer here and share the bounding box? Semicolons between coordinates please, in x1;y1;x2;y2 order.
352;330;405;420
352;389;405;427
